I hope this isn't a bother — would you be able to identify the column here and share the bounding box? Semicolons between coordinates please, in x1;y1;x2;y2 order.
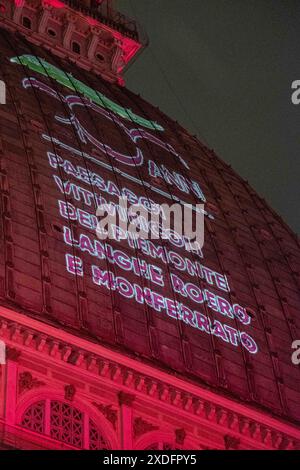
118;391;135;450
5;348;20;428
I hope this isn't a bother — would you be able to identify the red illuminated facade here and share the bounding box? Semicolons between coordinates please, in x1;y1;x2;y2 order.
0;0;300;450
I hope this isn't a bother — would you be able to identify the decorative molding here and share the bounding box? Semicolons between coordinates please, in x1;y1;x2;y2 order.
6;347;21;362
18;371;45;394
224;434;240;450
0;311;300;450
175;428;186;446
133;417;159;439
118;391;135;407
93;402;118;430
64;384;76;402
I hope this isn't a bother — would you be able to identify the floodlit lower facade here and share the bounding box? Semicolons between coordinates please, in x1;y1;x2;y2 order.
0;0;299;450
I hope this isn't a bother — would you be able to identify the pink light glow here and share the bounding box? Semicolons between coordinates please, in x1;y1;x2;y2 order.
12;0;141;70
86;17;99;27
43;0;65;8
14;0;64;6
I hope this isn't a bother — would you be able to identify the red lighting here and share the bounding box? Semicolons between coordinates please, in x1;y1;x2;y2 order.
43;0;64;8
14;0;64;6
1;0;299;452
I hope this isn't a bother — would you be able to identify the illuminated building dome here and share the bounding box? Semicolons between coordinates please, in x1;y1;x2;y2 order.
0;0;299;450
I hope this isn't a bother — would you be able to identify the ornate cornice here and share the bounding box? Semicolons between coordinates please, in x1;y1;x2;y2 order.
0;308;299;450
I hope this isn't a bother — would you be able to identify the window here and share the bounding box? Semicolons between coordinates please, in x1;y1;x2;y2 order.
50;401;83;448
96;53;105;62
22;17;31;29
89;419;108;451
21;401;44;434
21;400;110;450
72;41;81;54
47;28;57;38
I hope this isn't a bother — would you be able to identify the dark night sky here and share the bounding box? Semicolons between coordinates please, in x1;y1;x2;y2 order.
119;0;300;234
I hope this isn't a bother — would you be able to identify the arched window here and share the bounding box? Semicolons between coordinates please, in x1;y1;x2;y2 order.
89;419;109;451
50;401;83;448
21;401;44;434
20;400;110;450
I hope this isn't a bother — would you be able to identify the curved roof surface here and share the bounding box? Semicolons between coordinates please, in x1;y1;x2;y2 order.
0;28;299;424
